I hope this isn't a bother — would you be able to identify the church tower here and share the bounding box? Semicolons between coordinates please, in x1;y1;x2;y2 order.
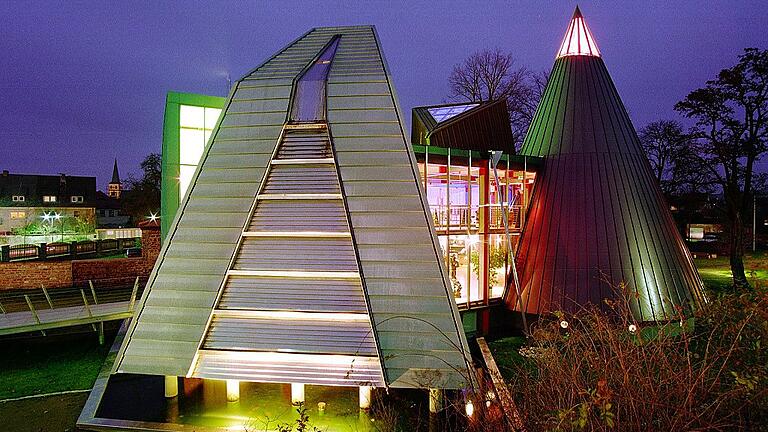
107;158;122;199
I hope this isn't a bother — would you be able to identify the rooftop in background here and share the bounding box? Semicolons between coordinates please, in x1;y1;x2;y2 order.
412;99;515;152
557;6;601;58
0;170;96;207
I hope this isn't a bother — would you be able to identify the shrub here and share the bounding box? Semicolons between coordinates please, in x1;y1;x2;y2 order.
509;283;768;431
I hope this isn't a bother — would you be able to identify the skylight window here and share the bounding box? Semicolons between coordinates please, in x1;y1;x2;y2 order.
427;103;480;123
290;36;341;123
557;7;601;58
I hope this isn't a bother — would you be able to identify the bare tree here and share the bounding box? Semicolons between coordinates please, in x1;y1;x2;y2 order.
675;48;768;290
448;49;545;149
639;120;713;196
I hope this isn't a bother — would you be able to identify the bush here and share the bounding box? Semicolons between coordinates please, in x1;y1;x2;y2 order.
509;283;768;431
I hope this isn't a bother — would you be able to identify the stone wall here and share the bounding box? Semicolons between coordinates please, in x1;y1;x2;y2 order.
0;227;160;290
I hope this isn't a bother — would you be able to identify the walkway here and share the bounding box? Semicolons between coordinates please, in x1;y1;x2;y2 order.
0;278;142;337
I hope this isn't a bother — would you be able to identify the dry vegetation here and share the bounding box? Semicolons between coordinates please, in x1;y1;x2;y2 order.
507;282;768;431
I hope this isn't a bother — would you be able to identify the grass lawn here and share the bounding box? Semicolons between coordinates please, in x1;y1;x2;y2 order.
694;250;768;293
487;336;527;381
0;332;111;400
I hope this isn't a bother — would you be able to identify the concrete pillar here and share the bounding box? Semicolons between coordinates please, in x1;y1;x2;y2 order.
164;376;178;398
429;388;443;414
359;386;373;410
226;379;240;402
291;383;305;405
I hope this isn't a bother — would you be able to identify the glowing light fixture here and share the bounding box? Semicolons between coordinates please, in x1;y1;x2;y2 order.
291;383;305;405
226;379;240;402
147;212;159;223
465;400;475;417
359;386;372;410
557;6;601;58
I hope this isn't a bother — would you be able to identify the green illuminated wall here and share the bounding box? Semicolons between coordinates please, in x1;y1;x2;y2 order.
161;92;226;240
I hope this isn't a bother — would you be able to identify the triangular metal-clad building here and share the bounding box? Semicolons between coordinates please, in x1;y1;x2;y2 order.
115;25;471;389
507;8;706;321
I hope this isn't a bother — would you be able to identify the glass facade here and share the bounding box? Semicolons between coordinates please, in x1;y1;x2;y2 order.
178;105;222;198
416;147;536;308
161;92;226;239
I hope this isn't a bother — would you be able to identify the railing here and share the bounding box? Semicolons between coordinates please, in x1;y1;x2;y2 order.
430;205;525;231
0;237;141;263
8;244;38;261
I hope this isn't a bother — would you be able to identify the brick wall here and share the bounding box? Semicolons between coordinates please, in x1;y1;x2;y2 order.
0;226;161;290
0;261;73;289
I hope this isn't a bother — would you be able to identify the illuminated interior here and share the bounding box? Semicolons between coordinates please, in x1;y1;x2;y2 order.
178;104;222;199
557;7;600;58
417;152;536;306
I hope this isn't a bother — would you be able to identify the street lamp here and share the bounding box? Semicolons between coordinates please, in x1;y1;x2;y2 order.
53;212;62;242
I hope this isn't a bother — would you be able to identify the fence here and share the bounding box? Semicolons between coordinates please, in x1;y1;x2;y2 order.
0;237;140;263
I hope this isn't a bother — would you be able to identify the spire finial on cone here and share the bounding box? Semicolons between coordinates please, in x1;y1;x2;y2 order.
557;6;600;58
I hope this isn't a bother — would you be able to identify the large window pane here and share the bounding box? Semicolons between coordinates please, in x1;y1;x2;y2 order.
449;165;468;228
179;128;205;166
489;234;508;299
179;105;205;128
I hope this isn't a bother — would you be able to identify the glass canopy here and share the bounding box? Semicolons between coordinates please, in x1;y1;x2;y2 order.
427;103;480;123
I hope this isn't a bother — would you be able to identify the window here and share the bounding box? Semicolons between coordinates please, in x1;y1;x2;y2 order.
12;195;24;202
10;211;26;219
43;195;57;203
179;104;222;200
71;196;84;203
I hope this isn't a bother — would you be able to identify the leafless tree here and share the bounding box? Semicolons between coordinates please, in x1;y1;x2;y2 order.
448;49;546;150
639;120;714;196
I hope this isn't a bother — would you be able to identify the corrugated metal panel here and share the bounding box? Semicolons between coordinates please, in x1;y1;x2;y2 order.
116;28;338;377
203;315;377;356
220;276;367;312
276;130;331;159
262;164;339;194
194;350;385;386
327;27;471;389
248;199;348;232
233;237;358;272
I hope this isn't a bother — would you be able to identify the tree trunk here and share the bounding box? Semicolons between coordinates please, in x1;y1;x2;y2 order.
729;214;750;290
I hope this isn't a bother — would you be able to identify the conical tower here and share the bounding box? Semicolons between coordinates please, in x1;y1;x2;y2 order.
507;8;706;321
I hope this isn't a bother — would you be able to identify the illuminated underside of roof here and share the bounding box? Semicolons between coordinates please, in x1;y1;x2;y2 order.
557;6;601;58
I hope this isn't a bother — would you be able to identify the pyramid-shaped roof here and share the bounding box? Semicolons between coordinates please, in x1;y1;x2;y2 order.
115;26;471;389
509;9;706;321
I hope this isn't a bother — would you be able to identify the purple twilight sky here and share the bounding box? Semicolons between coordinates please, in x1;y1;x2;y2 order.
1;1;766;190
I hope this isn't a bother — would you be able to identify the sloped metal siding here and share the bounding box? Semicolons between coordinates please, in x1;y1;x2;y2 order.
194;350;383;386
220;276;367;312
511;55;707;321
116;30;339;376
203;315;378;355
328;28;471;388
